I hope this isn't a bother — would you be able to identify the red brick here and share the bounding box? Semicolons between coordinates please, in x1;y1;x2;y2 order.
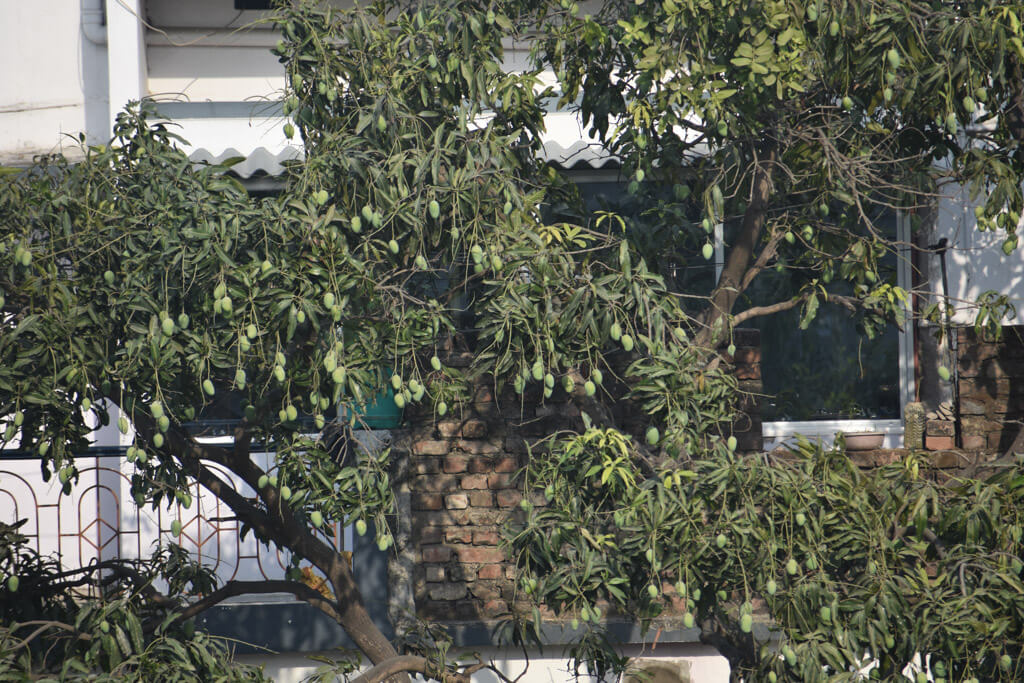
420;510;470;526
493;456;517;473
414;439;451;456
461;474;488;489
925;435;955;450
462;419;489;438
456;439;500;455
732;348;760;364
468;456;492;474
496;490;522;507
427;583;467;601
735;366;761;381
416;474;458;492
455;546;506;563
488;473;513;489
473;530;500;545
445;528;473;543
412;457;441;474
962;434;986;450
446;493;469;509
477;564;503;579
444;455;469;473
421;545;451;563
413;493;443;510
436;421;462;437
926;420;955;436
420;527;443;544
467;508;507;525
425;566;445;582
473;387;494;405
468;491;493;507
482;599;508;617
471;582;502;600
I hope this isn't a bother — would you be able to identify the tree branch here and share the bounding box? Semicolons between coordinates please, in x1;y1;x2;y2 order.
731;295;808;326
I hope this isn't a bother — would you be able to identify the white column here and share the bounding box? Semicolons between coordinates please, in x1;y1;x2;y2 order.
105;0;147;132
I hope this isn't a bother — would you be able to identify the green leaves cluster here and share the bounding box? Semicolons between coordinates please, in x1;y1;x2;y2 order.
0;522;262;681
509;435;1024;681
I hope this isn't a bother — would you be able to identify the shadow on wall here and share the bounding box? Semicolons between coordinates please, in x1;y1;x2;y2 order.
958;327;1024;453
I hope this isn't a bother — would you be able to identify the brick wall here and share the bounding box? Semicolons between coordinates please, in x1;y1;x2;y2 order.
396;336;763;621
956;326;1024;453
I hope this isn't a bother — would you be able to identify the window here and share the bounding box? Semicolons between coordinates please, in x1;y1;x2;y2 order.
564;172;914;449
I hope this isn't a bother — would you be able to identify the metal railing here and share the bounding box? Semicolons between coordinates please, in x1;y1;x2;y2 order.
0;447;346;603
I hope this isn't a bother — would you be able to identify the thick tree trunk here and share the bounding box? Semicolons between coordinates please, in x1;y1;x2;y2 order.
697;150;775;348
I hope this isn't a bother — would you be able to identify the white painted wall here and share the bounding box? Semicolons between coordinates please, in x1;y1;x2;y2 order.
0;0;104;163
238;644;730;683
927;183;1024;326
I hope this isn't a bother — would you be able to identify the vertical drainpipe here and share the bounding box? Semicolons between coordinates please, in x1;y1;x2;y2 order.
81;0;107;45
104;0;148;133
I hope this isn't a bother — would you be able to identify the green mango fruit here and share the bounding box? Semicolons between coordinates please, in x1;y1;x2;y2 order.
786;559;799;575
170;520;182;536
621;334;634;352
702;243;714;260
202;379;215;396
388;239;400;254
437;401;448;416
716;533;727;548
766;579;777;595
740;613;753;633
355;519;368;536
104;270;115;285
7;575;19;592
646;426;660;445
283;122;295;139
592;369;603;385
886;48;900;69
683;612;695;629
429;200;440;219
311;511;323;527
280;485;292;501
258;475;269;489
153;433;164;448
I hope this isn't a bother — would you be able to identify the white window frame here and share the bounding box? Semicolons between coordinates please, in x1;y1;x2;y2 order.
758;213;914;451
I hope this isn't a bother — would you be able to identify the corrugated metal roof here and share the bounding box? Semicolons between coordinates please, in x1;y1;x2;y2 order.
188;138;616;178
189;146;302;178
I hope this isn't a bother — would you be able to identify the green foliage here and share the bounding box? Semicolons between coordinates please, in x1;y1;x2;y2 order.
534;0;1024;337
509;435;1024;681
2;0;1024;678
0;522;264;681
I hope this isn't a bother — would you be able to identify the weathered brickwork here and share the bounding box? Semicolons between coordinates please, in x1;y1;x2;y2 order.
396;338;763;621
956;326;1024;453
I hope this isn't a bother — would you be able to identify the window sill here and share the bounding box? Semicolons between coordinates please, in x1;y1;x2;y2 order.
763;419;903;452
